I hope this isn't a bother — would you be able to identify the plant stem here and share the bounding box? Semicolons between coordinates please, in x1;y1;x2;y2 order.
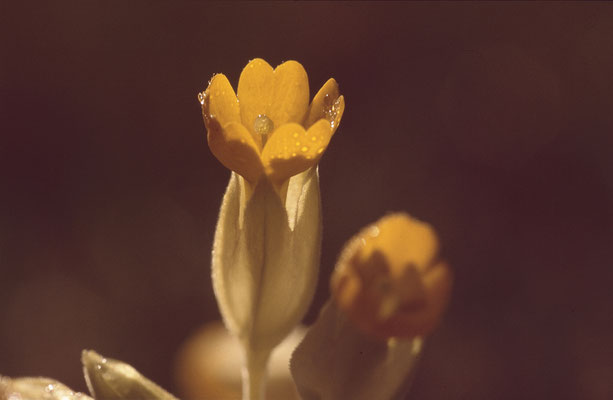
241;349;270;400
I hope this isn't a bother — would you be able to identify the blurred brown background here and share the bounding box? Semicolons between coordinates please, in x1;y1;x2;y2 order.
1;2;612;399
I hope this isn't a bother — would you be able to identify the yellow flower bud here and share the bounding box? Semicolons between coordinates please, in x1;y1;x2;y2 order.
331;213;452;339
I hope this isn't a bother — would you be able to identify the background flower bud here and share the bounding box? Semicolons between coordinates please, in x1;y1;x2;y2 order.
331;213;452;339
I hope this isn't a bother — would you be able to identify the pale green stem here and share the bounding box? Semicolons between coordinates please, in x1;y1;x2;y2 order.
241;349;270;400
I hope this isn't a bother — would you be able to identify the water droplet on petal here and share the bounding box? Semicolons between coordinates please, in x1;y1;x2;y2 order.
317;147;324;154
301;146;309;152
323;93;341;128
292;152;297;157
310;136;317;142
295;141;301;146
197;92;207;105
369;226;380;237
293;132;299;138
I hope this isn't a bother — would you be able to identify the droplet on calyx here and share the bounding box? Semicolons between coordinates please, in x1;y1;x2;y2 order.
254;114;274;145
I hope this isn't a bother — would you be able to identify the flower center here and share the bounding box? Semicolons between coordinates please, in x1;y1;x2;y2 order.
254;114;274;146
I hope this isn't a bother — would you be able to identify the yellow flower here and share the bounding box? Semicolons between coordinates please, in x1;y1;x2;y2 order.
331;213;452;339
198;58;345;186
202;59;341;399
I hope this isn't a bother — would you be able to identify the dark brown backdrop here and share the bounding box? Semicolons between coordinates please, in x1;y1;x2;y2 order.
1;2;612;399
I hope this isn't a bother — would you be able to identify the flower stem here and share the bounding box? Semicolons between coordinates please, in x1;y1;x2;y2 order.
241;349;270;400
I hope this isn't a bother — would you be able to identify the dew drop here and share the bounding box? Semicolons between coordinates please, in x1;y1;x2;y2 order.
197;92;207;105
310;136;317;142
301;146;309;152
323;93;341;128
369;226;380;237
317;147;324;154
292;152;297;157
295;141;301;146
293;132;299;138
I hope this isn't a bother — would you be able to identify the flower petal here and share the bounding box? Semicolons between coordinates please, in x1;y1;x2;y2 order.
331;214;452;339
304;78;337;127
386;261;453;337
203;74;241;127
207;118;263;184
261;120;332;184
267;60;310;128
360;214;439;271
237;58;274;138
330;95;345;134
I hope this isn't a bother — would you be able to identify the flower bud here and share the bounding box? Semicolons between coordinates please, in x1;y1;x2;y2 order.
81;350;177;400
331;213;452;339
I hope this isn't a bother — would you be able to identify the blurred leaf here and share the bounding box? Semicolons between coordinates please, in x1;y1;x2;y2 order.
81;350;177;400
0;375;93;400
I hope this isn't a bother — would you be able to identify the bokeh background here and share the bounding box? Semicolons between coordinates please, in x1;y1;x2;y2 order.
2;2;612;399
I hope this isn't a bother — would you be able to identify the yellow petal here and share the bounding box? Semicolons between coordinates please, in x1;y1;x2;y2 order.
304;78;337;127
261;120;332;184
204;74;241;128
388;261;453;337
207;119;263;184
331;213;452;339
237;58;274;139
360;214;439;275
330;95;345;134
267;60;310;129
